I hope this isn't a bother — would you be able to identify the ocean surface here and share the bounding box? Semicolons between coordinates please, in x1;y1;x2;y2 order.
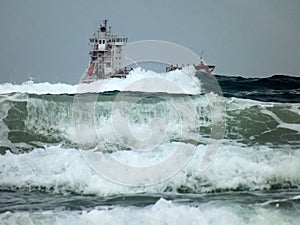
0;69;300;224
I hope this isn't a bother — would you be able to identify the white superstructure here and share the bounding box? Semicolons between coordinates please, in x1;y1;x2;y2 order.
82;19;130;83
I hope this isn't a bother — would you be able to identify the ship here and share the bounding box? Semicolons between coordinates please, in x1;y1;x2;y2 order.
82;19;215;83
165;50;215;74
81;19;131;83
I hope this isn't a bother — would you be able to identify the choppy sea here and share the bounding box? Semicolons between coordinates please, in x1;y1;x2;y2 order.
0;68;300;224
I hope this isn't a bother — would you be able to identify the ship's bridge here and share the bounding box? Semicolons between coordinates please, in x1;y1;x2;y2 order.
113;37;127;46
89;36;127;50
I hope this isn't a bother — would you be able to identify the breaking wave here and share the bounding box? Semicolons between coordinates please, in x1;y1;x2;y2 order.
1;71;299;224
0;92;299;153
1;198;299;225
0;68;202;95
0;143;299;195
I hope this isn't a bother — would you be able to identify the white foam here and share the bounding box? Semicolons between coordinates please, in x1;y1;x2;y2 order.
0;81;77;95
0;143;299;195
1;198;298;225
0;68;202;95
260;107;300;134
226;97;262;111
0;103;11;150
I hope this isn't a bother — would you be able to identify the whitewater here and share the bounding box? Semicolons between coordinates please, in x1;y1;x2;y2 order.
0;68;202;95
0;69;300;224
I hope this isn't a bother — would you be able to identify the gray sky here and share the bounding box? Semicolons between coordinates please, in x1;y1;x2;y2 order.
1;0;300;84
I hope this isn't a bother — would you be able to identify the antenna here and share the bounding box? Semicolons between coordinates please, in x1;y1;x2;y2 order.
200;50;204;65
103;19;108;28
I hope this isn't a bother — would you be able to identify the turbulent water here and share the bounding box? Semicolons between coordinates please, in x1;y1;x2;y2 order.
0;69;300;224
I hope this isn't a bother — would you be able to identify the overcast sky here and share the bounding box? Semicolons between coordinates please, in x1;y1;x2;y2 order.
1;0;300;84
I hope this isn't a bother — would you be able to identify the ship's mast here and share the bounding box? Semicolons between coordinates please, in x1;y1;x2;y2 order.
103;19;108;29
200;50;204;65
